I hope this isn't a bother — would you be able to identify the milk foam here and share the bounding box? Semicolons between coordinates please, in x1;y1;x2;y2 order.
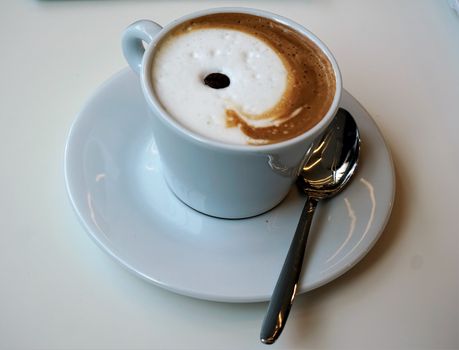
152;28;288;145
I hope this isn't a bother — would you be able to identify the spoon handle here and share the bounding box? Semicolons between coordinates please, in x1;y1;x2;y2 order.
260;197;318;345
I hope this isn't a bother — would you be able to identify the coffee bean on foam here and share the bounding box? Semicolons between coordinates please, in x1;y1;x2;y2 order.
151;13;336;145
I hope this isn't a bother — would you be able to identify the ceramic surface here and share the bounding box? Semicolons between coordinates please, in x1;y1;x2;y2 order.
64;68;395;303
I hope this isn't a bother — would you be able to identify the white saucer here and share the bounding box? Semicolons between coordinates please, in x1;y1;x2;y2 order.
65;68;395;303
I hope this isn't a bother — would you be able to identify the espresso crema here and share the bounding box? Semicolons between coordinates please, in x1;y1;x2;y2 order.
151;13;336;145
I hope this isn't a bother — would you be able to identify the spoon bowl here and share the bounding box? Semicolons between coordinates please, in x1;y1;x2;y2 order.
298;108;360;199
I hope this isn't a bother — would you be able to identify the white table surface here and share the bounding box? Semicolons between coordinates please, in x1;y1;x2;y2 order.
1;0;458;349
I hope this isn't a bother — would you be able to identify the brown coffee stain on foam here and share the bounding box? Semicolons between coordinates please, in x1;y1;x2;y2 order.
225;108;320;145
159;13;336;145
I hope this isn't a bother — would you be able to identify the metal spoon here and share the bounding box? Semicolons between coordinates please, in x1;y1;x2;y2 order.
260;108;361;345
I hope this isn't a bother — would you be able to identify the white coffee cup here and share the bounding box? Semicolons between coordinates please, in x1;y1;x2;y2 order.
122;7;342;219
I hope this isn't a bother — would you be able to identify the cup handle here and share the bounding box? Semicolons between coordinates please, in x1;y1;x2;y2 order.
122;20;163;75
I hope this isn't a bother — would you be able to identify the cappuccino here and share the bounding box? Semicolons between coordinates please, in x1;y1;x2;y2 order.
151;13;336;145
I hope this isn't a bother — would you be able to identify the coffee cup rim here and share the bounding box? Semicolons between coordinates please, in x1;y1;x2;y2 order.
140;7;342;153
